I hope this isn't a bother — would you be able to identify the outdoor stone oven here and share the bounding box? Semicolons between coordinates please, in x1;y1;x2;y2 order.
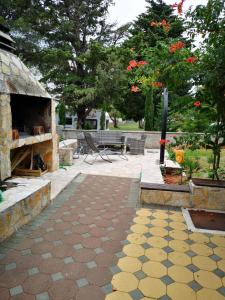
0;24;58;181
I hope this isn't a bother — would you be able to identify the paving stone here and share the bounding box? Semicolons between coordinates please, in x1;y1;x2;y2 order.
101;236;110;242
73;243;83;250
35;237;44;243
21;249;32;256
129;288;144;299
160;275;174;285
188;280;202;292
10;285;23;296
64;256;74;264
209;254;221;261
41;252;52;259
28;267;39;276
86;261;97;269
5;262;16;271
53;240;63;246
94;247;104;254
162;260;174;268
217;287;225;297
110;265;121;274
76;277;89;288
82;233;91;238
36;291;50;300
187;264;200;273
102;283;113;294
51;272;64;281
134;270;147;280
213;268;225;278
185;250;197;257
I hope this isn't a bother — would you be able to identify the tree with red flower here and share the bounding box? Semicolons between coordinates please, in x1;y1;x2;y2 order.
194;101;201;107
131;85;139;93
186;56;197;63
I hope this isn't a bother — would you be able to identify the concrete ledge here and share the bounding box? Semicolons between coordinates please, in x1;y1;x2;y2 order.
0;178;51;242
141;182;190;193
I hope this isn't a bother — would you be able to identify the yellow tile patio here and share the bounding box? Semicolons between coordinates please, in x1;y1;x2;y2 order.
105;207;225;300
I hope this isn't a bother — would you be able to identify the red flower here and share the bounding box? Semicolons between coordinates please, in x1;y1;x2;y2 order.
131;85;139;93
171;0;185;15
169;41;185;53
194;101;201;107
185;56;197;63
129;60;138;67
150;21;158;27
152;82;163;88
159;139;170;145
127;65;132;71
137;60;148;66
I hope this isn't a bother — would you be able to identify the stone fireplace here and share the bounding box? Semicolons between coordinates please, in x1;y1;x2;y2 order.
0;24;59;181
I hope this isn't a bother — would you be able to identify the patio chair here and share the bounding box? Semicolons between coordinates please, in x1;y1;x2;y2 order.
83;132;112;164
127;135;147;155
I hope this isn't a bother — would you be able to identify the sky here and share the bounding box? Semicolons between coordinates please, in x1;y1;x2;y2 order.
108;0;208;26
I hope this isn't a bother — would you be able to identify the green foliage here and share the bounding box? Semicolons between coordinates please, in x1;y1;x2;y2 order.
181;156;200;180
170;134;203;151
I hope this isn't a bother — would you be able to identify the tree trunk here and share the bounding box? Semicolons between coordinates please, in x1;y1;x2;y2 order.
76;107;86;129
113;117;118;128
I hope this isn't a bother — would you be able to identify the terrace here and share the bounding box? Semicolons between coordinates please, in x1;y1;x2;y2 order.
0;150;225;300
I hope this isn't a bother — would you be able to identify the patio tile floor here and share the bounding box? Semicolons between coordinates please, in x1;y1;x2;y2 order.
1;173;225;299
0;174;138;300
106;207;225;300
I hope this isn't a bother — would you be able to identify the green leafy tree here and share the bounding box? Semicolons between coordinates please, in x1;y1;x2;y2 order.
1;0;131;128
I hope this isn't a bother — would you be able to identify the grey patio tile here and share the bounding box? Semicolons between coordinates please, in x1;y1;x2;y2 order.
5;262;16;271
115;251;126;258
42;252;52;259
10;285;23;296
21;248;32;256
102;283;113;294
53;240;63;246
217;287;225;297
163;246;174;254
64;229;72;235
209;254;221;262
160;275;174;285
76;278;89;288
129;289;144;299
36;291;50;300
138;255;149;263
64;256;74;264
89;224;96;228
82;233;91;238
188;280;202;292
134;270;147;280
213;268;225;278
35;237;44;243
51;272;64;281
187;264;199;273
28;267;39;276
73;243;83;250
185;250;197;257
46;227;54;232
110;266;121;274
101;236;110;242
86;261;97;269
94;247;104;254
162;259;174;268
55;219;63;223
159;296;172;300
107;227;114;231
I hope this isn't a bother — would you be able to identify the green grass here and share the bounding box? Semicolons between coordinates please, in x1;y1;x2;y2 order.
109;122;143;131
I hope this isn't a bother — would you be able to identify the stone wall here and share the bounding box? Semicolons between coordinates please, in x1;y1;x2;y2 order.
0;93;12;180
141;189;191;207
190;181;225;211
141;182;225;211
0;180;51;242
59;129;203;149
